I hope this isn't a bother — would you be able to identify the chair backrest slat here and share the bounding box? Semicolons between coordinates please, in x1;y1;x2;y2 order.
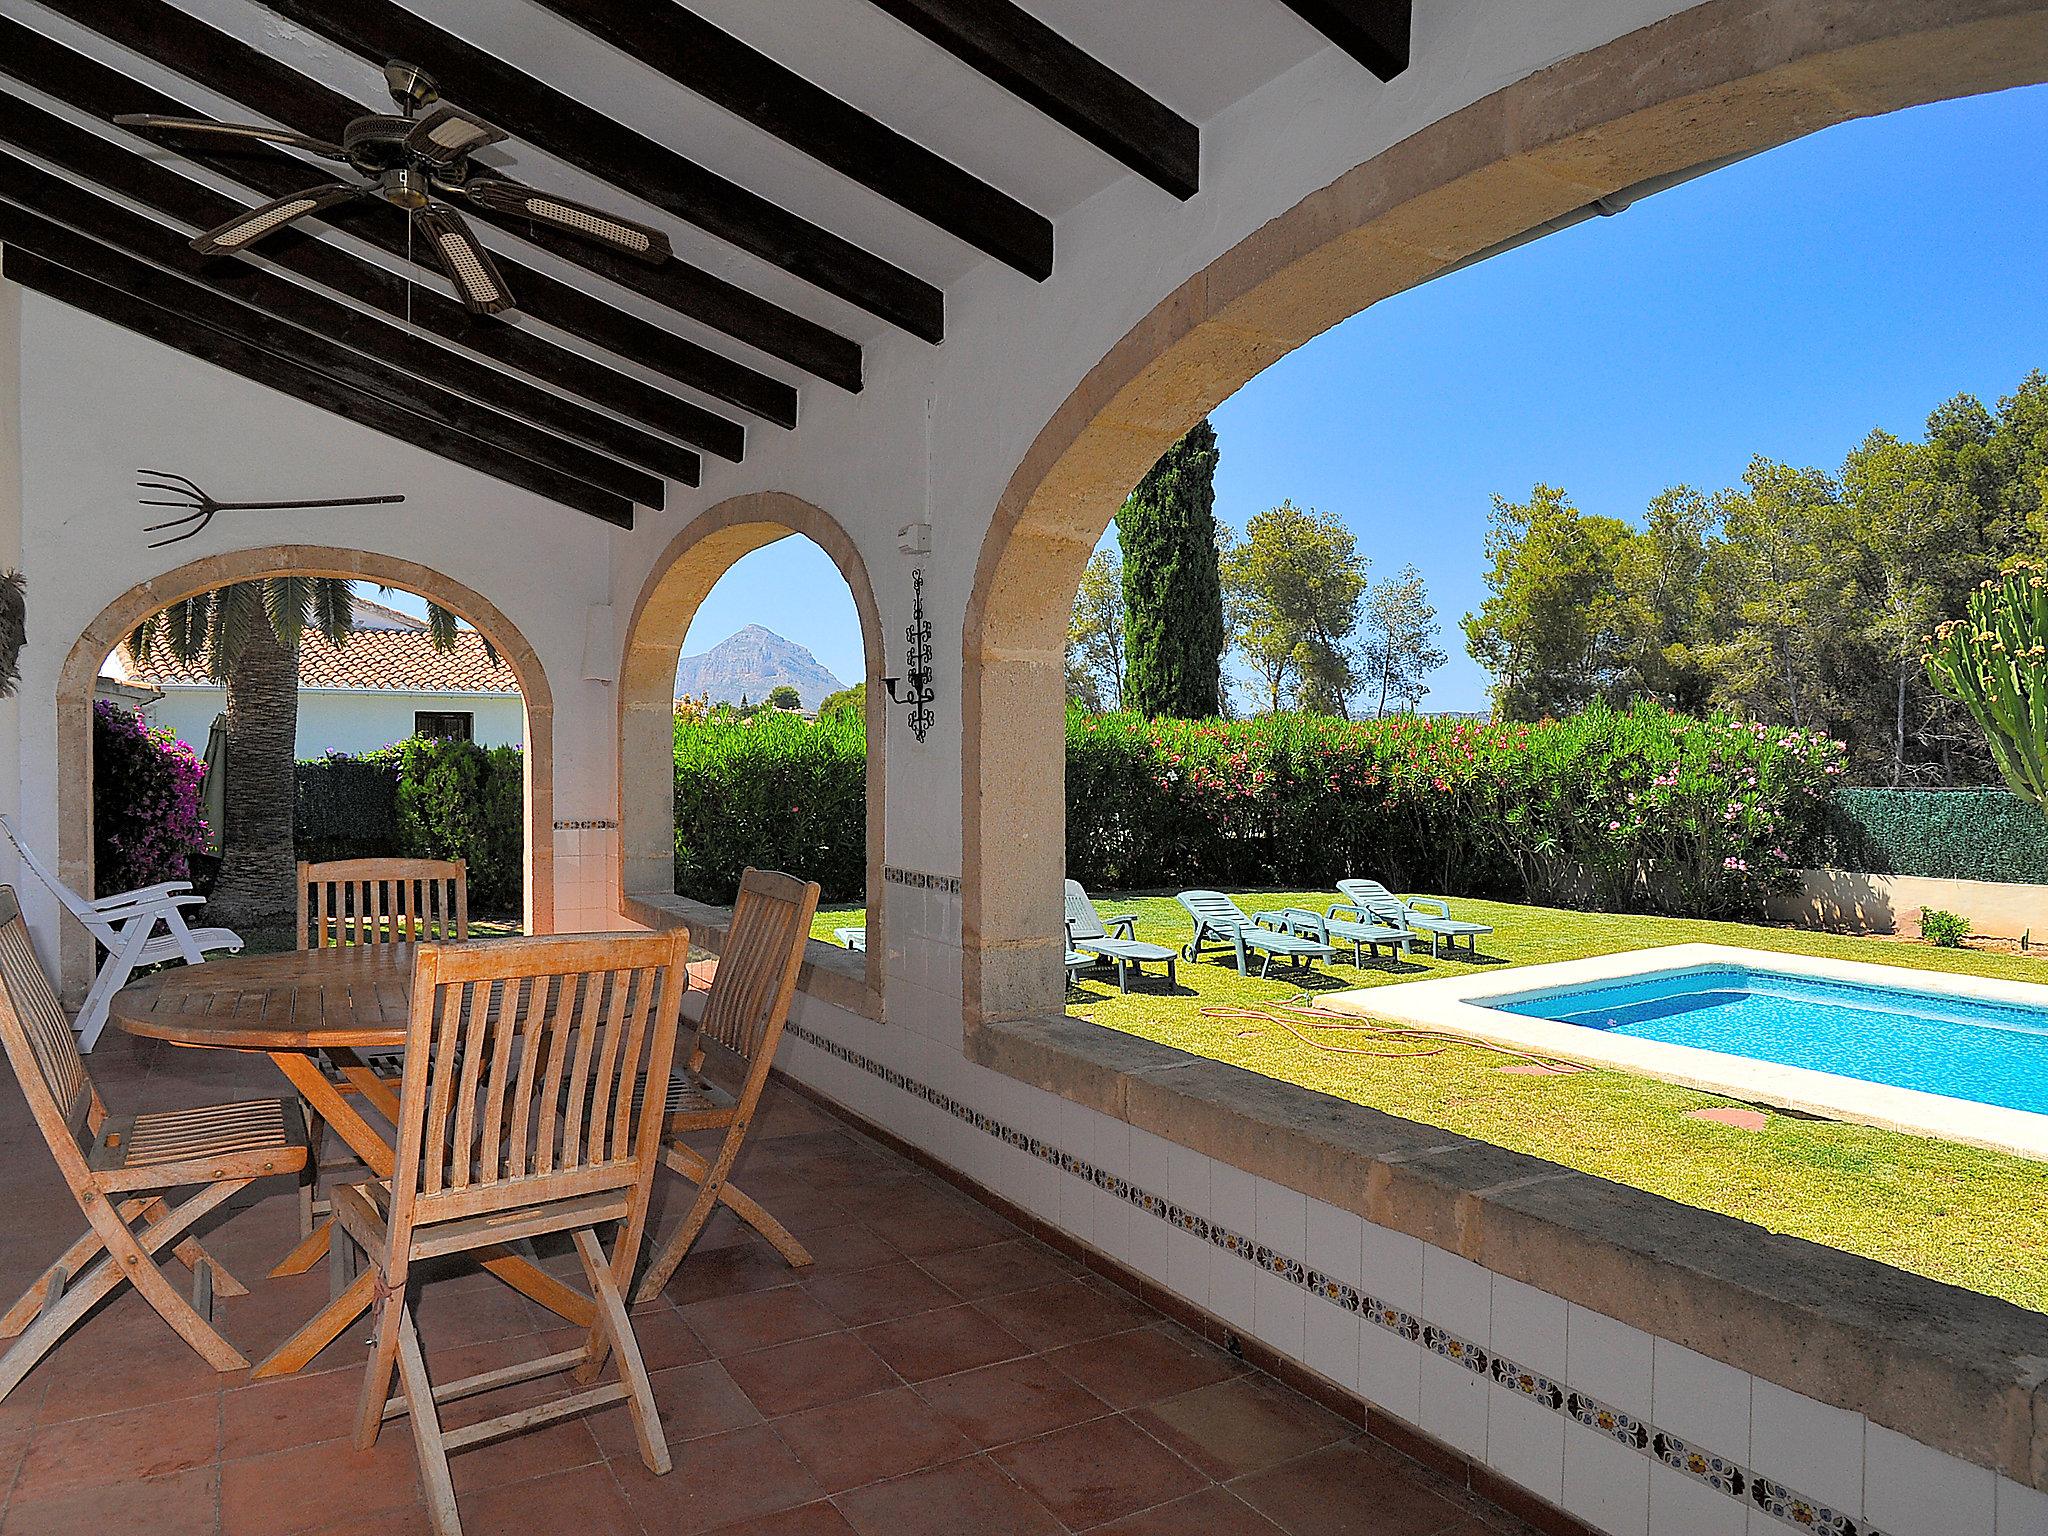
1179;890;1249;929
1336;879;1409;928
1063;881;1107;942
298;858;467;949
389;932;687;1236
0;817;106;937
0;887;98;1175
692;868;820;1097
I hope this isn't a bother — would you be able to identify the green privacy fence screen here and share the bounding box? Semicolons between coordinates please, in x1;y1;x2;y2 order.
1823;788;2048;884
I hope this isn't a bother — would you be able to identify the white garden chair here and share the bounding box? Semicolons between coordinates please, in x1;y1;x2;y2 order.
0;814;242;1052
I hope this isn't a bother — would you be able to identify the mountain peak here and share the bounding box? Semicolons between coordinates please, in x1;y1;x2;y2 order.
674;627;845;709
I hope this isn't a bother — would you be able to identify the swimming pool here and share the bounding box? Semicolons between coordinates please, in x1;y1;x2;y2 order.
1487;964;2048;1115
1319;943;2048;1159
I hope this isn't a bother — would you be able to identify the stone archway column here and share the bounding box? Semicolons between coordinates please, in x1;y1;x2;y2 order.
960;0;2048;1031
57;545;555;998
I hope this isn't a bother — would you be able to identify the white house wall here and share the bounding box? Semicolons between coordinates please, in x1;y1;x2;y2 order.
141;686;528;759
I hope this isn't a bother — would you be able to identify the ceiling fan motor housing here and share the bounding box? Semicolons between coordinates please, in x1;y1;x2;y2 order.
382;60;439;115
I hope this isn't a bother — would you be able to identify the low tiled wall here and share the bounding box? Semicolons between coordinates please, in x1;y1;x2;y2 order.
735;974;2048;1536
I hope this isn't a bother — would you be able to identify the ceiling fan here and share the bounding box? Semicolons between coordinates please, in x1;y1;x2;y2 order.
114;61;672;316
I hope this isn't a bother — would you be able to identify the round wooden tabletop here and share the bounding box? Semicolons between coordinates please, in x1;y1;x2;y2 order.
111;943;418;1050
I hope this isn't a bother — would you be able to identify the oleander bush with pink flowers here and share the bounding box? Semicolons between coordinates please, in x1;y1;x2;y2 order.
91;700;209;897
1066;701;1845;917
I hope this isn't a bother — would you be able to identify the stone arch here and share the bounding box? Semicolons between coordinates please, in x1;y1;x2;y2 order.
961;0;2048;1024
57;544;555;995
618;492;886;998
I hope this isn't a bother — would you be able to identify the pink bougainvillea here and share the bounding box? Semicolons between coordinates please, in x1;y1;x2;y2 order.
92;700;209;896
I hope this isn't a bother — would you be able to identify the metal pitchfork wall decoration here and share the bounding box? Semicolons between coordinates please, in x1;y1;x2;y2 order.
137;469;406;548
883;568;935;743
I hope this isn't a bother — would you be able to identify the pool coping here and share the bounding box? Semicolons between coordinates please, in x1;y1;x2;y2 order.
1318;943;2048;1163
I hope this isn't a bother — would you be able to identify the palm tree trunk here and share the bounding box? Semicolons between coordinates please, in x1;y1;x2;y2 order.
205;622;301;930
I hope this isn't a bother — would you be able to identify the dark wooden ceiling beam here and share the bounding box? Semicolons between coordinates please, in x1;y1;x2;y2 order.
246;0;947;341
527;0;1052;278
0;19;743;459
0;92;698;487
860;0;1198;200
1276;0;1412;81
27;0;782;437
0;200;643;525
0;143;677;506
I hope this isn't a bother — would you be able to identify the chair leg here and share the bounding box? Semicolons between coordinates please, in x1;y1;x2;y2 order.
356;1282;407;1452
82;1192;248;1373
658;1141;812;1269
300;1106;327;1241
393;1303;460;1536
571;1228;670;1474
634;1148;728;1304
0;1181;243;1401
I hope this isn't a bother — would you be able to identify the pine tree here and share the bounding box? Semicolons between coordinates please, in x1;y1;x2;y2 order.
1116;419;1225;717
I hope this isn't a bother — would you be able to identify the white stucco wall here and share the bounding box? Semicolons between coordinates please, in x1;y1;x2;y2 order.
139;685;527;759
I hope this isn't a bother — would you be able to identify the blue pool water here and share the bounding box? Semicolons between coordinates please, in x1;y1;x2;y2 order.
1485;965;2048;1115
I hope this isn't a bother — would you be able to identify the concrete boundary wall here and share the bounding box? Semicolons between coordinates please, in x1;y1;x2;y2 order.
1770;870;2048;941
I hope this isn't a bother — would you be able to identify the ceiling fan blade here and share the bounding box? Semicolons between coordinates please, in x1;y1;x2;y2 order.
414;202;513;315
190;183;365;255
404;103;507;165
451;176;672;265
113;113;346;160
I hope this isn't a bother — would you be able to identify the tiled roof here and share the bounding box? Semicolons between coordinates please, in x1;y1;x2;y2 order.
125;627;518;695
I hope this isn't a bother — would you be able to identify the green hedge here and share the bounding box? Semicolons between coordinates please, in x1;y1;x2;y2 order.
294;739;523;911
673;709;866;903
1068;703;1844;917
1824;788;2048;883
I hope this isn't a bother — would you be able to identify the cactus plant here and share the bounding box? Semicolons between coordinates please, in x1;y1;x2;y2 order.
1925;562;2048;813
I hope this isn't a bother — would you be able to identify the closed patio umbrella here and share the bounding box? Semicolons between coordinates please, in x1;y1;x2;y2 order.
200;712;226;856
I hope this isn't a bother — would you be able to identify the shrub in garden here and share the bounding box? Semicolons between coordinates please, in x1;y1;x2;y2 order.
674;708;865;902
1065;701;1843;917
92;700;208;896
1919;907;1970;948
390;737;524;912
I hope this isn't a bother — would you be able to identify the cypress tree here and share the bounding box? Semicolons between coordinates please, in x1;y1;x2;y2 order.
1116;419;1225;717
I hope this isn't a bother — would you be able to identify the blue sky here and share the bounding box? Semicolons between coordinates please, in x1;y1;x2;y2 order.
662;83;2048;709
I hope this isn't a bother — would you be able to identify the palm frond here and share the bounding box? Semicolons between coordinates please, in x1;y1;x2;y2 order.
263;576;312;651
425;601;460;652
313;579;355;647
209;585;264;681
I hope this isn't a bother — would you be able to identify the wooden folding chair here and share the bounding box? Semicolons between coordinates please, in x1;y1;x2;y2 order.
0;885;305;1403
292;857;466;1244
336;929;688;1536
635;868;820;1303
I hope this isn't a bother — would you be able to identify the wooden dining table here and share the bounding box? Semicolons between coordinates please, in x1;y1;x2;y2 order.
110;942;597;1378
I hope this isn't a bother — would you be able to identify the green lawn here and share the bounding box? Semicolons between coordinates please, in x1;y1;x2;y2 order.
814;892;2048;1311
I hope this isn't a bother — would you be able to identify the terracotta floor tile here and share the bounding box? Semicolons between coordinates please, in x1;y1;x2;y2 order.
292;1508;435;1536
1228;1441;1468;1536
1043;1326;1242;1409
856;1305;1025;1383
28;1290;228;1423
912;1239;1074;1301
832;1454;1062;1536
1;1462;218;1536
13;1394;221;1498
988;1414;1206;1531
1131;1376;1350;1480
658;1240;804;1307
626;1307;712;1373
456;1461;641;1536
912;1354;1109;1450
615;1423;821;1535
724;1331;900;1417
408;1269;548;1352
590;1360;761;1458
1087;1484;1289;1534
777;1223;900;1275
219;1426;423;1536
860;1199;1012;1258
223;1369;360;1462
679;1288;841;1357
772;1386;974;1494
699;1500;859;1535
973;1277;1154;1352
439;1375;607;1496
801;1262;957;1328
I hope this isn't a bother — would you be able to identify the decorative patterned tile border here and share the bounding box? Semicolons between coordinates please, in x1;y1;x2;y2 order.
784;1021;1894;1535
